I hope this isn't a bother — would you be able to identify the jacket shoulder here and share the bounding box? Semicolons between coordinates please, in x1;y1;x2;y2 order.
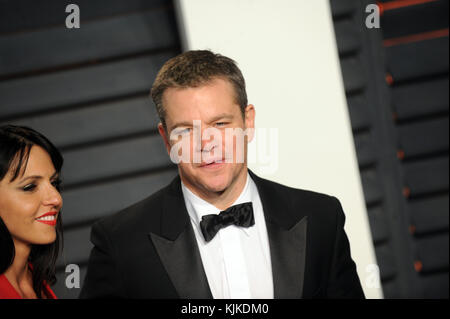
254;174;343;221
258;175;340;207
93;183;169;237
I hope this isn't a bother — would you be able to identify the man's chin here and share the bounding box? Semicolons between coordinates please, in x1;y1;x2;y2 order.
200;176;229;194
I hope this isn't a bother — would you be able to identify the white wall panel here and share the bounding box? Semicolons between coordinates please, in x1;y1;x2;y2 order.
175;0;382;299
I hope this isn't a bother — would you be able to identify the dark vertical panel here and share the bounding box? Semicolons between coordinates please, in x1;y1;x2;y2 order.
0;0;181;298
330;0;449;298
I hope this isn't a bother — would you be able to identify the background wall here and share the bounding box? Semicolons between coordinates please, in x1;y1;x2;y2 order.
330;0;448;298
0;0;181;299
0;0;447;299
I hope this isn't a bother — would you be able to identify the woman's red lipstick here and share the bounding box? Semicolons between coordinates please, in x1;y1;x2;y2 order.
35;212;58;226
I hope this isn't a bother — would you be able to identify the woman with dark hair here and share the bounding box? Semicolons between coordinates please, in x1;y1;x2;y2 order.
0;125;63;299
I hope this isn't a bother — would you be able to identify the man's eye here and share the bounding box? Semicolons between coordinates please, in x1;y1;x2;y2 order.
216;122;227;127
23;184;37;192
179;128;192;134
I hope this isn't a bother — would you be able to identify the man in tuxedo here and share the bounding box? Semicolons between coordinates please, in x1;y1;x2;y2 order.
80;50;365;299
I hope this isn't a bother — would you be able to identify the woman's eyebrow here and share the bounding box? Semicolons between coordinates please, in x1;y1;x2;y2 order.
18;172;59;184
17;175;42;183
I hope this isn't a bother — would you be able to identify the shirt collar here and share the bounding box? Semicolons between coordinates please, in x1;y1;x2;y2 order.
181;172;253;237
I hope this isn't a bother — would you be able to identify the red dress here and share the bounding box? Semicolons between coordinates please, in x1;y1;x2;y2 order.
0;273;57;299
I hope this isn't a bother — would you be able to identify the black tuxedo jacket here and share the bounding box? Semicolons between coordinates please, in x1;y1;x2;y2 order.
79;170;365;299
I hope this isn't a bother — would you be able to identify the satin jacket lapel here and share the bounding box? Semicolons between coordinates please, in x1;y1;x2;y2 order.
266;217;307;298
149;176;212;299
249;170;308;299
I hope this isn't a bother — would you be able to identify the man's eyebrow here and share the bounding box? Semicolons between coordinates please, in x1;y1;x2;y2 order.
208;114;234;123
170;114;234;131
171;121;195;130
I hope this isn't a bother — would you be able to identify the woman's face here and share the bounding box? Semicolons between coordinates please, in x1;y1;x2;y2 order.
0;145;62;247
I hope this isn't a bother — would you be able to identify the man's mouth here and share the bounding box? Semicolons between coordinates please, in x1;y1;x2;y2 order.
200;159;224;167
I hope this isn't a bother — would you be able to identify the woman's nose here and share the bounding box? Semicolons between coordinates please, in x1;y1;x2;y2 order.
43;184;63;208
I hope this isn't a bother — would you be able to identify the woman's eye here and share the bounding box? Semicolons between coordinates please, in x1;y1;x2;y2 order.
52;179;61;187
22;184;36;192
52;179;62;189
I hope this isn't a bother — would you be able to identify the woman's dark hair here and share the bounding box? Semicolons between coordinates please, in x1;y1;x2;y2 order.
0;125;63;298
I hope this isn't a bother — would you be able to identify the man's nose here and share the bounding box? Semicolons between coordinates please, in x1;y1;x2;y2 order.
191;123;209;151
200;127;220;153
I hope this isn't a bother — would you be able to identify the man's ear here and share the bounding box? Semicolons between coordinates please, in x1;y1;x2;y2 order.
158;122;171;155
245;104;256;143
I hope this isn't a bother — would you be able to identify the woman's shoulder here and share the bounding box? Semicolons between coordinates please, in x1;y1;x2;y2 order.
0;273;22;299
0;270;57;299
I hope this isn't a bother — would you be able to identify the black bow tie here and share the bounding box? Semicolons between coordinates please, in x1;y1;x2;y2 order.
199;202;255;242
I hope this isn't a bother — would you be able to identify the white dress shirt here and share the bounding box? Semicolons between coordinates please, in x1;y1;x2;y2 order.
181;172;274;299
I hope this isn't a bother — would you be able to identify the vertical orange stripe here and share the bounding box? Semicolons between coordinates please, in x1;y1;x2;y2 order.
384;28;449;47
379;0;438;12
386;73;394;85
414;261;423;272
403;187;411;198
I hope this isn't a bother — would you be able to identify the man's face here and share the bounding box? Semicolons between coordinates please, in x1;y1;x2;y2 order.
158;77;255;199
